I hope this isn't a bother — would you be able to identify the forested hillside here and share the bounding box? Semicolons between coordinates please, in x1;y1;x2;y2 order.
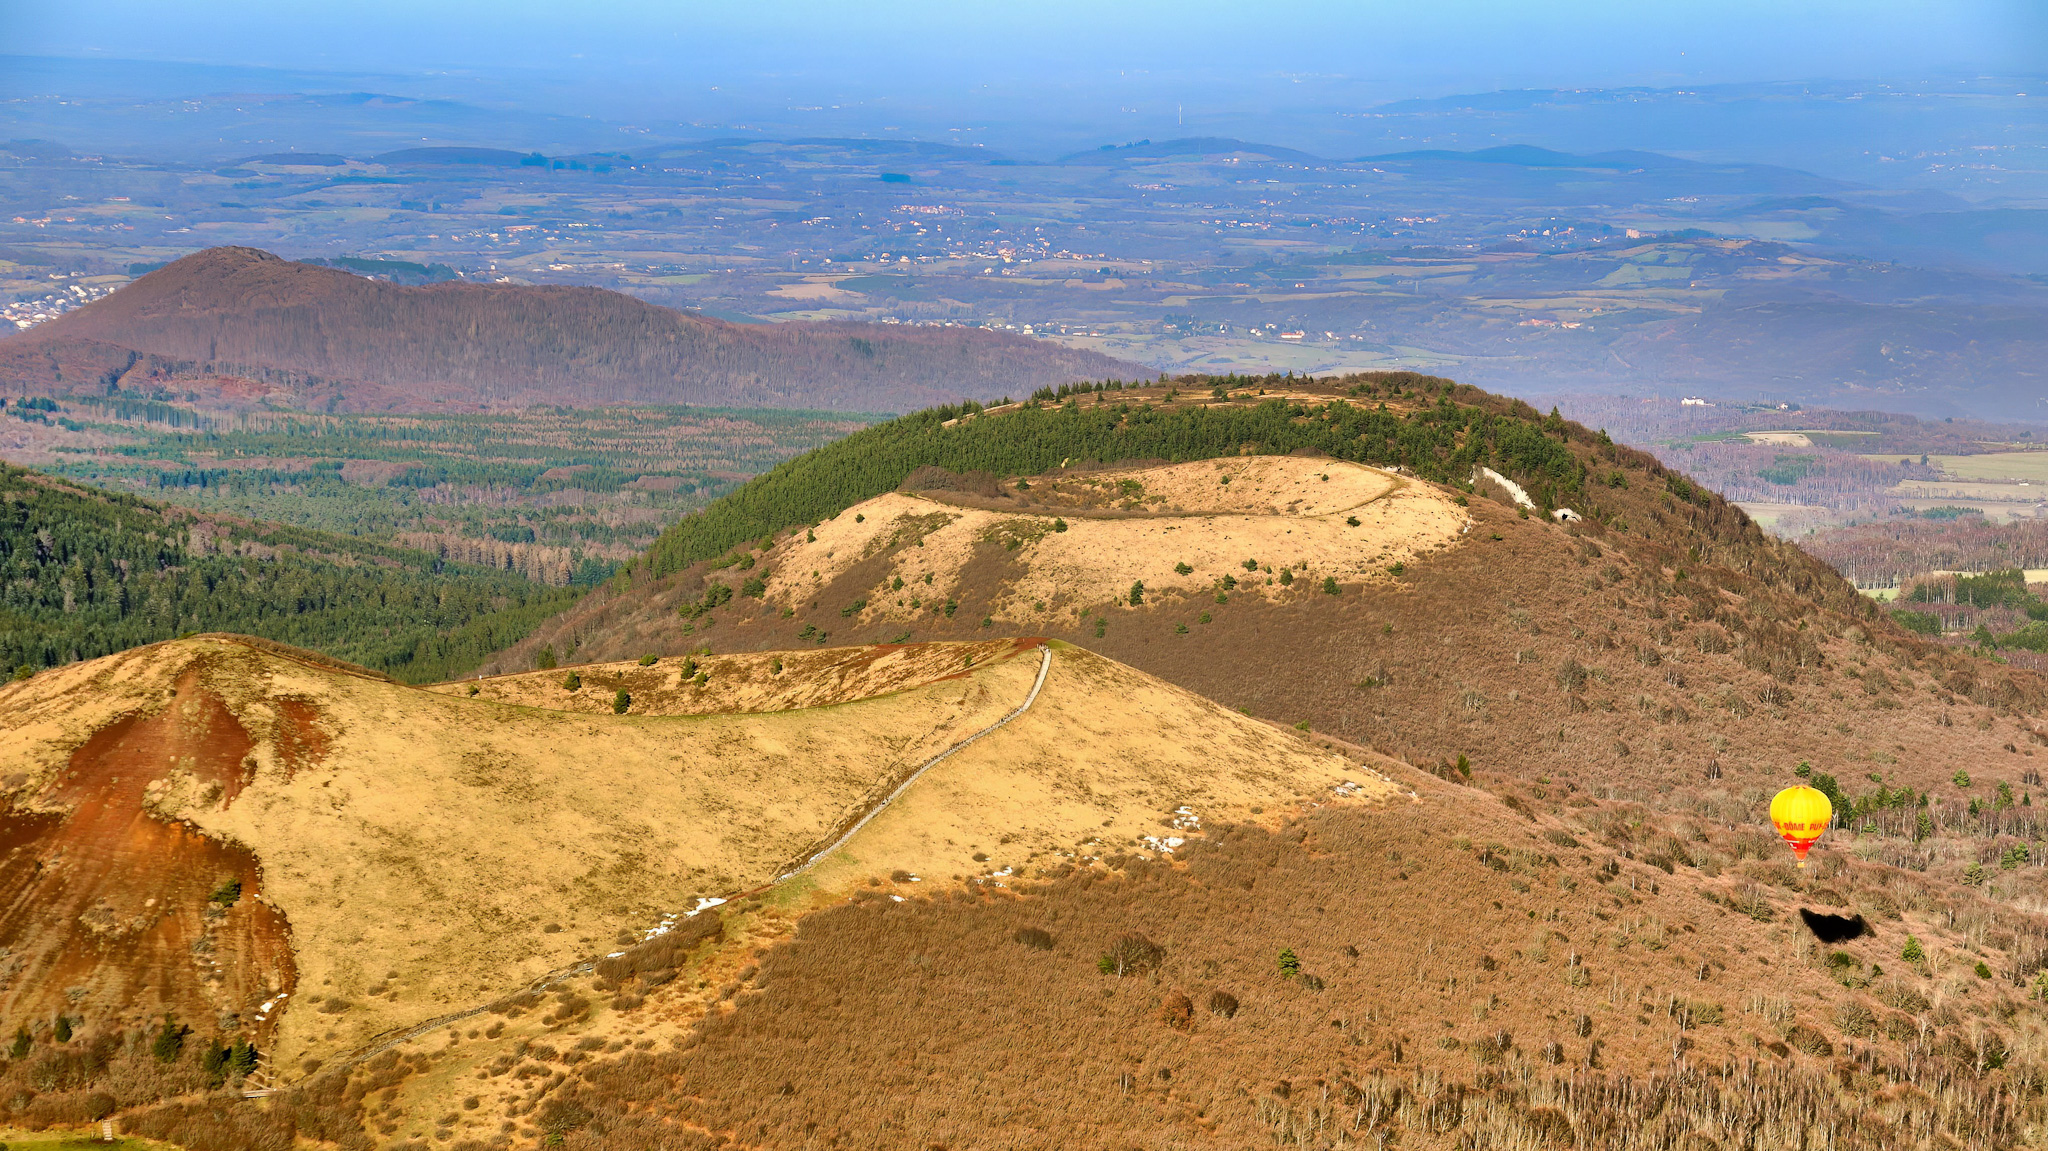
0;464;577;680
0;247;1140;413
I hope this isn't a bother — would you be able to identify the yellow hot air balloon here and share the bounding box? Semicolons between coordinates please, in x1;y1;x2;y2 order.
1770;785;1833;868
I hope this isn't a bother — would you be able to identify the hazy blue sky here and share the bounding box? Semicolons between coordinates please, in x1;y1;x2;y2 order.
4;0;2041;95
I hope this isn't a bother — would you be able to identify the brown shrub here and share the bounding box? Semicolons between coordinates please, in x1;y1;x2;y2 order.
1098;932;1164;976
1013;927;1055;951
1785;1024;1835;1057
124;1095;296;1151
1836;1003;1878;1038
1159;993;1193;1029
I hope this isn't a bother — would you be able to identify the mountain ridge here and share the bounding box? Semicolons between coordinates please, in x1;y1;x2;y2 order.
0;247;1143;413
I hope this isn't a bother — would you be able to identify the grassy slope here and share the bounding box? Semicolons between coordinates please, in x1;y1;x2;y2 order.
9;373;2048;1148
367;373;2048;1147
0;633;1367;1115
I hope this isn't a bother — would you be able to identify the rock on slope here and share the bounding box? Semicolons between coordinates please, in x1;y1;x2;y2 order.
0;247;1143;413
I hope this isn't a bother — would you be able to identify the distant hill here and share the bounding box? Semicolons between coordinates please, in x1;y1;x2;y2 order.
1358;144;1848;196
233;151;349;166
0;247;1143;413
1061;136;1326;164
372;146;533;166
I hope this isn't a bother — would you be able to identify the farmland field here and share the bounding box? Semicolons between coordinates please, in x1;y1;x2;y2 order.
1921;451;2048;484
21;401;882;585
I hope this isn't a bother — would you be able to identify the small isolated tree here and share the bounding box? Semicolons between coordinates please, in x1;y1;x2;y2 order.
52;1015;71;1043
1976;960;1994;979
1954;770;1973;789
1902;935;1925;962
1174;562;1192;575
563;671;581;691
1129;581;1145;606
152;1015;187;1063
1278;948;1301;979
1279;568;1293;586
612;689;632;715
537;644;557;670
1053;518;1068;532
638;653;658;666
229;1038;258;1078
201;1042;230;1084
1322;576;1339;596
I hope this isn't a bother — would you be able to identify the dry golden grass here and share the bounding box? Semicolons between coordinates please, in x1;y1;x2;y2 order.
0;637;1024;1073
440;636;1040;714
0;633;1378;1095
764;456;1468;627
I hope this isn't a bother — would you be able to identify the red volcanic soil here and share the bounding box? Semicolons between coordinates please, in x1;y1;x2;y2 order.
0;665;296;1041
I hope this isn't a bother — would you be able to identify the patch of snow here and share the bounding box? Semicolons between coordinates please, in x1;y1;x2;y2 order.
889;895;905;902
606;951;626;958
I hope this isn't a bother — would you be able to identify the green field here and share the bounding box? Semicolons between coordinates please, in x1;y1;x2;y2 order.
1923;452;2048;483
41;402;882;583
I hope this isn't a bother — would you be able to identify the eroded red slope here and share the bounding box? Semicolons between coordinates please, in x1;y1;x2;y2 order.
0;665;296;1041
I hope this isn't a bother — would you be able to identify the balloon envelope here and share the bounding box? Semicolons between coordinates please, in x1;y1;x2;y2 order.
1770;785;1833;867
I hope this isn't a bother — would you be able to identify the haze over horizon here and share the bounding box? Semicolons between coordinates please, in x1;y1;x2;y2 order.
2;0;2043;164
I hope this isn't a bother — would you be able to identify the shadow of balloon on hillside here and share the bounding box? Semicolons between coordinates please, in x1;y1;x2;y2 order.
1799;908;1871;943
